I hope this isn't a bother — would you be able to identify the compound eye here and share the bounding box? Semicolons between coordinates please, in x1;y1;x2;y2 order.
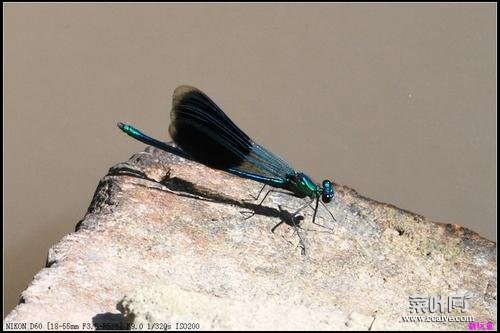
321;180;334;203
322;192;333;203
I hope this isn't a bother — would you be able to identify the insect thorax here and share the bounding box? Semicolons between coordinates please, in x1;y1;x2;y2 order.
286;172;321;199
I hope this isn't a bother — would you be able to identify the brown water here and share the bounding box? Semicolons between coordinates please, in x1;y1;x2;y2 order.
4;4;496;316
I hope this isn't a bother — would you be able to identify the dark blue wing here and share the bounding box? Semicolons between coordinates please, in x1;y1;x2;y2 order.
169;86;296;184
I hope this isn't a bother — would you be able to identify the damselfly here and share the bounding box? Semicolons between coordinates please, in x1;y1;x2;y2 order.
118;86;336;253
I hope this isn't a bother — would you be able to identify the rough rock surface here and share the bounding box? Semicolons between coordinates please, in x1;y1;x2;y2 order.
4;147;497;330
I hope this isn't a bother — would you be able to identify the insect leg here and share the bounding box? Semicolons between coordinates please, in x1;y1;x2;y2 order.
302;198;337;232
320;200;337;222
289;198;316;255
243;184;267;202
240;188;279;219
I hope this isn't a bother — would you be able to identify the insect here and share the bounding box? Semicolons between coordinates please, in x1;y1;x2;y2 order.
118;85;335;253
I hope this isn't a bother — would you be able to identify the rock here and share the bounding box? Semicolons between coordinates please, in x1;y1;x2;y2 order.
117;284;350;330
4;147;496;330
